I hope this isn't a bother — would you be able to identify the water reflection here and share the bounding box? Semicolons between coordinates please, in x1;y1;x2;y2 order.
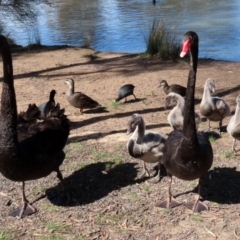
0;0;240;61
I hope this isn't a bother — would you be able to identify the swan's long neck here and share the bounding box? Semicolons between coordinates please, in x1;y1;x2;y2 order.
176;95;185;111
0;35;18;148
131;118;145;144
202;82;212;103
182;44;198;143
232;103;240;122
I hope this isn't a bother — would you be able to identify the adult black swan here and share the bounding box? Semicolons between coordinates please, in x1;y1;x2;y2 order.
157;31;213;212
0;35;70;218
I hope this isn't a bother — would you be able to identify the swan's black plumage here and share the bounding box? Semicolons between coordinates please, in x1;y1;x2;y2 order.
0;35;70;218
115;84;137;102
157;31;213;212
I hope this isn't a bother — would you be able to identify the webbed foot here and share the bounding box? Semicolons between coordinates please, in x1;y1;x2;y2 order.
147;173;160;183
135;163;150;180
9;202;36;218
185;200;208;212
156;196;181;209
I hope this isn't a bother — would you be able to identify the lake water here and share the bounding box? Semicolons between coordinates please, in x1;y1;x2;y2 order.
1;0;240;61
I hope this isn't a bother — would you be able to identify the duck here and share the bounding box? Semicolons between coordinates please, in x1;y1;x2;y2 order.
0;35;70;218
126;113;167;183
115;84;137;102
227;94;240;152
165;92;201;130
158;79;187;97
156;31;213;212
65;78;100;114
200;78;231;133
38;89;56;119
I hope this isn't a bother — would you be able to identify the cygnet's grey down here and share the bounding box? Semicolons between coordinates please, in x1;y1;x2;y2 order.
200;78;230;133
165;92;201;130
126;113;167;183
227;94;240;152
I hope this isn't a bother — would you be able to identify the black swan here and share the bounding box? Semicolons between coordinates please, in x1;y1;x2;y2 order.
158;79;187;97
0;35;70;218
65;78;100;114
157;31;213;212
227;94;240;152
115;84;137;102
126;113;167;183
38;89;56;118
200;78;230;133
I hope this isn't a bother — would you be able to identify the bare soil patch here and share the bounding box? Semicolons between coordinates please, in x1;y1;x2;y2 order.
0;47;240;239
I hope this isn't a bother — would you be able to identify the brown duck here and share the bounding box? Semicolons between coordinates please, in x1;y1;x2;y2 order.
0;35;70;218
65;78;100;114
158;79;187;97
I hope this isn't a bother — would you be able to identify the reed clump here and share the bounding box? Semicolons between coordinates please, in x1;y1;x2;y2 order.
145;19;180;60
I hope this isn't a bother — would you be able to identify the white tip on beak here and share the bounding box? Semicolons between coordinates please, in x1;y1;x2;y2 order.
180;51;187;58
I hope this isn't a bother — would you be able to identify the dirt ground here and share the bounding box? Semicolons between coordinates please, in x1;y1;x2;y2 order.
0;47;240;240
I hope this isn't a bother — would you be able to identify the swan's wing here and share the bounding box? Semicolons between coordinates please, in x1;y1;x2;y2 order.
231;123;240;139
127;139;143;158
18;104;40;124
141;132;166;156
18;104;69;158
214;97;231;115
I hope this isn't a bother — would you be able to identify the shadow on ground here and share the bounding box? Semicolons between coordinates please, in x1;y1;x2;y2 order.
45;162;146;206
173;167;240;205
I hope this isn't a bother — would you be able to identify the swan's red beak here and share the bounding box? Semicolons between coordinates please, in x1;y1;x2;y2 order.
180;39;190;58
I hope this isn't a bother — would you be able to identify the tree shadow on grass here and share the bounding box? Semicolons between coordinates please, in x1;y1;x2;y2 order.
46;162;146;206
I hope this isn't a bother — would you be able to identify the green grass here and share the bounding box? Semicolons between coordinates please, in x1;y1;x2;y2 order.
142;183;150;193
93;151;109;160
208;135;216;144
55;62;65;67
144;19;180;60
141;98;148;105
83;54;98;60
0;230;14;240
224;150;234;158
41;203;60;213
110;155;123;165
46;222;72;233
189;214;203;222
38;235;67;240
111;100;120;109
